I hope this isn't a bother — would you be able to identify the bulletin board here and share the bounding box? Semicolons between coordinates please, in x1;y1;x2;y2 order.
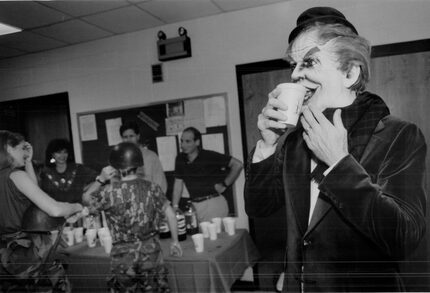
76;93;236;215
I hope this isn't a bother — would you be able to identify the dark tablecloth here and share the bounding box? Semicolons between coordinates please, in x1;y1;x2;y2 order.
62;229;260;292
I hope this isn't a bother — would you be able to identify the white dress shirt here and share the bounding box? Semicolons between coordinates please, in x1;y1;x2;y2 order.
253;139;342;223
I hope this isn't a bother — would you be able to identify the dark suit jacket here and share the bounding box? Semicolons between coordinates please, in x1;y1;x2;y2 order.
244;115;427;292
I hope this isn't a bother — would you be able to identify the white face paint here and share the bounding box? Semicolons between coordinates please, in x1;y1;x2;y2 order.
286;30;353;111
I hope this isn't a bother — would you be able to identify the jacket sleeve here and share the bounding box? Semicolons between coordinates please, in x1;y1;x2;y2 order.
244;147;285;218
319;122;427;259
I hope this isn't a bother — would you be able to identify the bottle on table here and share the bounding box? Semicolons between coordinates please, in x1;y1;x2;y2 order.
184;200;199;235
175;207;187;241
159;214;171;239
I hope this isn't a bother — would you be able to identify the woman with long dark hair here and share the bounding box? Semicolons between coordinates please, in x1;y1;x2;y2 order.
40;138;97;203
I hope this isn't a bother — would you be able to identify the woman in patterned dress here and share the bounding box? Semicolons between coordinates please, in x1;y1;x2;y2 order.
40;138;97;203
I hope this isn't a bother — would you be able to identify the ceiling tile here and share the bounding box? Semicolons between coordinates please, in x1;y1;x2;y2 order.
212;0;286;12
0;2;71;29
41;1;130;17
33;19;113;44
0;31;66;52
137;0;221;23
82;5;164;34
0;46;25;58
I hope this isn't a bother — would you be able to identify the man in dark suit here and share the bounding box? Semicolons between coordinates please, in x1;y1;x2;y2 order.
244;7;427;292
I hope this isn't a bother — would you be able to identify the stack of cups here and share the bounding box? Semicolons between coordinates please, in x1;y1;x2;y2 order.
97;227;113;254
222;217;236;236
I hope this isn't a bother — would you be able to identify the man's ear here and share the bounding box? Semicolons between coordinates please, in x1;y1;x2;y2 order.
343;63;361;88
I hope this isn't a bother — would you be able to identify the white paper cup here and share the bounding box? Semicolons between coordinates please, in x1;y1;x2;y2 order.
208;223;217;240
222;217;236;236
63;227;74;246
101;235;113;254
86;228;97;248
199;221;210;238
211;217;222;233
276;83;307;127
50;230;59;245
191;233;204;253
73;227;84;243
97;227;111;247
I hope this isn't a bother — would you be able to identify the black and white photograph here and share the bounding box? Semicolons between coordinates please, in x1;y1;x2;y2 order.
0;1;429;292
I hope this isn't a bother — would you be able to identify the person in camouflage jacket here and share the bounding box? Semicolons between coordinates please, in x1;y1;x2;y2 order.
83;142;182;292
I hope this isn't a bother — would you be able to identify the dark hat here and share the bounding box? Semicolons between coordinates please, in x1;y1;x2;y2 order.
21;205;65;233
288;7;358;43
109;142;143;170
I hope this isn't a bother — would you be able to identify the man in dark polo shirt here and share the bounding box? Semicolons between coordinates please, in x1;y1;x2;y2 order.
172;127;243;222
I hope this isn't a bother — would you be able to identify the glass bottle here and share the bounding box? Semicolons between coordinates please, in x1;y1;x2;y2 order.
175;207;187;241
158;214;171;239
184;200;199;235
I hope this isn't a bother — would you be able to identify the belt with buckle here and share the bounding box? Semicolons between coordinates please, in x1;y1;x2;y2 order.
191;193;220;203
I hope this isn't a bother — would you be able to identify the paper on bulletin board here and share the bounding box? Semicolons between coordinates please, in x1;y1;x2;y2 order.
105;118;123;146
183;99;206;133
184;118;206;134
166;116;185;135
156;136;177;171
204;96;226;127
202;133;225;154
79;114;97;141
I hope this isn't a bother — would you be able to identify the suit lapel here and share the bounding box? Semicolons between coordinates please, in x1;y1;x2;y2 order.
304;119;387;235
305;194;332;236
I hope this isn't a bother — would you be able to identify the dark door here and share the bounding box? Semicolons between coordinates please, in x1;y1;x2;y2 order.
0;92;72;165
236;59;292;290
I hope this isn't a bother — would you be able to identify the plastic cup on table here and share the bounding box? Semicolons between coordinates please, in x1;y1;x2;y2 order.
211;217;222;233
222;217;236;236
191;233;204;253
97;227;111;247
86;228;97;248
73;227;84;243
50;230;59;245
208;223;217;240
199;221;210;238
63;227;74;246
101;235;113;254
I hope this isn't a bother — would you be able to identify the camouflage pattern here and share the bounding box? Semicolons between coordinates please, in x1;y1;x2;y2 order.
107;239;170;292
89;178;170;292
0;232;70;293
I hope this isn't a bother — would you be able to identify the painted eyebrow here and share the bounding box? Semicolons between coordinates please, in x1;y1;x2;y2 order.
303;46;320;60
285;46;320;64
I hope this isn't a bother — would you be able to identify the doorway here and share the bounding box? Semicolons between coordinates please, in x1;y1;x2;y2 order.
0;92;73;165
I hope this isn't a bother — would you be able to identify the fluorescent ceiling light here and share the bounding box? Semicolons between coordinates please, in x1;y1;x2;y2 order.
0;22;22;36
